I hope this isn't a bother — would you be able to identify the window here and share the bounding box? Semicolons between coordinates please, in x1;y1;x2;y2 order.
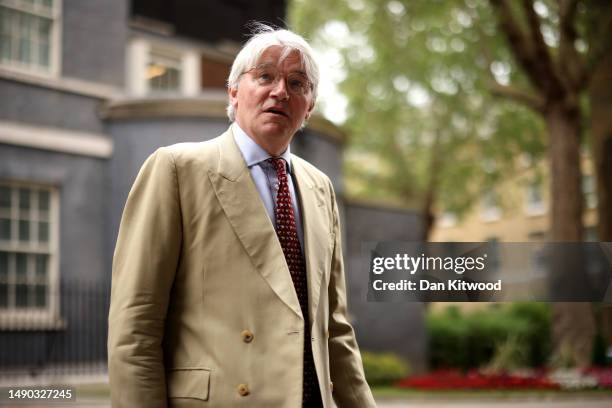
147;49;181;92
438;211;457;228
0;0;60;74
480;190;501;222
525;179;545;216
0;181;59;326
127;38;201;96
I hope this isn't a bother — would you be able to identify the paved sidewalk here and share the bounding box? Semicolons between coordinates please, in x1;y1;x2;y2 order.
376;397;612;408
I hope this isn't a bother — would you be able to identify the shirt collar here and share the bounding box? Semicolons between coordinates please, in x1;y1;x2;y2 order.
232;122;292;172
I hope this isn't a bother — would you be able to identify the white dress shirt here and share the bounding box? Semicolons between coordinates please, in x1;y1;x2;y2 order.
232;123;305;250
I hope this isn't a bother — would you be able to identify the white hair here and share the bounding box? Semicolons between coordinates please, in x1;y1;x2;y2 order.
226;23;319;122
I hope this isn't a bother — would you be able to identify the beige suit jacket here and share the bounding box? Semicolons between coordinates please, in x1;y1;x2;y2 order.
108;128;376;407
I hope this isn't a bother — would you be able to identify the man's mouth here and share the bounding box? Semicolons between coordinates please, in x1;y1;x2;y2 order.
264;107;289;118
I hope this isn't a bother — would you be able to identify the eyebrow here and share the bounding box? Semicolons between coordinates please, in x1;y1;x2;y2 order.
253;62;308;78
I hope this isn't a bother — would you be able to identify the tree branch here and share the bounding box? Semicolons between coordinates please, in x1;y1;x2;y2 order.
488;80;546;113
474;16;546;113
558;0;588;91
489;0;541;89
559;1;579;52
520;0;565;97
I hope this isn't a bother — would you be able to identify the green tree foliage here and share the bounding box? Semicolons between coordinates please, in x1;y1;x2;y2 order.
289;0;545;235
290;0;610;368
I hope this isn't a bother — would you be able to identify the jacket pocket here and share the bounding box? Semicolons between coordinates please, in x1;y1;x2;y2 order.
167;368;211;401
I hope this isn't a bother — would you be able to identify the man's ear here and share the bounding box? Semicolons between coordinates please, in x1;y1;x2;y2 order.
305;99;315;121
228;87;238;109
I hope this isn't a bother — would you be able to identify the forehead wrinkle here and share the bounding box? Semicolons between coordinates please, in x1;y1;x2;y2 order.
254;61;276;70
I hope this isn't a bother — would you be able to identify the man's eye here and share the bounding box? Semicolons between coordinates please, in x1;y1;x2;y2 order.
258;72;274;82
289;79;305;88
288;77;309;93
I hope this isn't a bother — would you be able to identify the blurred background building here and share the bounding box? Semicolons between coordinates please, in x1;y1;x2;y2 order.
432;154;599;243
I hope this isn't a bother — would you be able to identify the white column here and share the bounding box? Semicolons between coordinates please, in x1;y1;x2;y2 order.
181;50;201;96
126;38;149;96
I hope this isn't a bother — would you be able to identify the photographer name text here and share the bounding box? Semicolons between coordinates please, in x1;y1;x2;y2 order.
372;279;502;291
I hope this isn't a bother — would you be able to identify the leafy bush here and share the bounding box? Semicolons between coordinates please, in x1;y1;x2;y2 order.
427;303;551;370
361;351;410;386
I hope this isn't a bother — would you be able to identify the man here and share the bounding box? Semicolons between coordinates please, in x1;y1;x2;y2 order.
108;25;376;408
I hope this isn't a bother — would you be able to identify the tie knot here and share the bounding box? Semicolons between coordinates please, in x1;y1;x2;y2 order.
268;157;287;177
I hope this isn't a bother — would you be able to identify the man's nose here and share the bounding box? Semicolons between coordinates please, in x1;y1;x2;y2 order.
269;77;289;100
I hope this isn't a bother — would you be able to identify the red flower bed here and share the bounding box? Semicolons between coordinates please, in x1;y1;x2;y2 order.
395;369;559;390
583;367;612;388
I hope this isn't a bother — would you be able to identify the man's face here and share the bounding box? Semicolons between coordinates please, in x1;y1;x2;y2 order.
229;46;315;154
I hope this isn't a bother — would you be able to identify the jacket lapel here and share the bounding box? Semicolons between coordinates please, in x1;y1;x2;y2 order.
292;158;328;331
208;129;302;319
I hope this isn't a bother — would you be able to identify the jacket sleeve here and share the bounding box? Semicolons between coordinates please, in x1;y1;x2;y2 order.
326;179;377;407
108;148;182;408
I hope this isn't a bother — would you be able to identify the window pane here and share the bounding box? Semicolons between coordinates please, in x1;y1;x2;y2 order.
148;51;182;92
38;39;49;67
37;18;50;67
19;13;32;64
0;8;6;35
35;254;46;280
0;218;10;240
0;251;7;280
38;43;51;68
15;283;28;307
0;283;7;308
19;219;30;241
38;190;49;210
0;185;10;210
0;32;11;63
19;188;31;219
528;183;542;204
38;220;48;242
38;189;50;220
34;284;46;307
16;253;27;281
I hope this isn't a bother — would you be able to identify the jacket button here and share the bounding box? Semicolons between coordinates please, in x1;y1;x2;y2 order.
237;383;250;396
241;330;254;343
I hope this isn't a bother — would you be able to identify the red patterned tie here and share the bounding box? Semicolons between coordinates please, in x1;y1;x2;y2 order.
268;158;322;407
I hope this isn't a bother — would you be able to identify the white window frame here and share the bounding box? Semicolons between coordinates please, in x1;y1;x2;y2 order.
0;0;62;78
0;180;61;329
127;37;200;97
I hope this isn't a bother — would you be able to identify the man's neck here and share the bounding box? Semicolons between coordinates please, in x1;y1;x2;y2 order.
232;123;293;170
233;121;291;157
